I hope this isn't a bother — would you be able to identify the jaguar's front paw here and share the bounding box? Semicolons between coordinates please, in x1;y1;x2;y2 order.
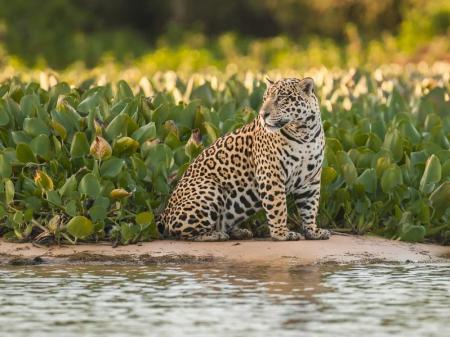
271;231;302;241
229;228;253;240
304;228;331;240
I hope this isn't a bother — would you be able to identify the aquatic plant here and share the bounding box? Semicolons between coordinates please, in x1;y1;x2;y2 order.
0;66;448;244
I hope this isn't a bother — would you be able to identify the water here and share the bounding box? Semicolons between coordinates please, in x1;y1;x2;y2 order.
0;263;449;337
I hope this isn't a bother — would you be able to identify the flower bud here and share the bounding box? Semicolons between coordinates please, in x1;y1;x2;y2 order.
90;136;112;160
110;188;132;199
34;170;54;191
185;129;203;159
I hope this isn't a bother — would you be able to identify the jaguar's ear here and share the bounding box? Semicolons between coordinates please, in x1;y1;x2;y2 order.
266;77;274;86
300;77;314;95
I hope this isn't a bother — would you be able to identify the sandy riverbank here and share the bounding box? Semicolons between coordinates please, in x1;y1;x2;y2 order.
1;235;449;266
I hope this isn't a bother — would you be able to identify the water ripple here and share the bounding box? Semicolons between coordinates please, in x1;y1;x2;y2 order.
0;263;449;337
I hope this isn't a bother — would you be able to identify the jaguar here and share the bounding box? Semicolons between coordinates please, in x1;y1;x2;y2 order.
158;77;331;241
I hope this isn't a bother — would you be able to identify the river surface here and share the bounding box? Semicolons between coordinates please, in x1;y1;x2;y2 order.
0;263;449;337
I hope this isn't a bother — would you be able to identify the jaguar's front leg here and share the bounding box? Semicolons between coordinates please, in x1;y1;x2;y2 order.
293;181;330;240
257;175;301;241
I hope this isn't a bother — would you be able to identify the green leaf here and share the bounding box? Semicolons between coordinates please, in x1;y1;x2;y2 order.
59;175;78;197
410;151;428;166
70;132;90;158
106;113;128;140
144;143;173;173
0;100;10;126
120;222;140;244
419;155;442;194
383;130;403;162
117;80;134;99
88;205;108;222
399;120;421;145
113;137;139;155
0;154;12;178
321;167;338;185
79;173;101;198
203;121;218;144
23;117;50;137
77;93;100;114
131;122;156;144
381;164;403;193
342;163;357;185
5;179;14;204
135;211;154;227
356;168;377;194
429;181;450;217
30;134;51;160
400;224;425;242
16;143;37;163
65;200;78;217
66;216;94;239
100;157;125;178
46;190;61;206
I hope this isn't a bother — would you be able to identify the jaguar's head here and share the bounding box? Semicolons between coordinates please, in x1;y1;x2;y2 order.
259;77;320;133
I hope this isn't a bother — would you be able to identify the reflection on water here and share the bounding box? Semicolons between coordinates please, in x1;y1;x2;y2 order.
0;263;449;337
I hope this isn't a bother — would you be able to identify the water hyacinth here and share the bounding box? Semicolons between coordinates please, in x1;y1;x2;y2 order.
0;66;448;245
90;136;112;160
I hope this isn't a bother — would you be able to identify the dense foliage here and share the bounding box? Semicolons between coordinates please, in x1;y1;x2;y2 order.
0;0;448;68
0;66;449;245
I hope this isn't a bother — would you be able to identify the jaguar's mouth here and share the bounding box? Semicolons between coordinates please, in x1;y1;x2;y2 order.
265;123;280;132
264;120;287;132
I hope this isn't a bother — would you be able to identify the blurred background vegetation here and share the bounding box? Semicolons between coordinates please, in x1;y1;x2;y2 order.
0;0;449;71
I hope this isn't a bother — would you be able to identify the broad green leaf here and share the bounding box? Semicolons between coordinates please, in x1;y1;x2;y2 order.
400;224;425;242
70;132;90;158
23;118;50;137
135;211;154;227
120;222;140;244
399;120;421;145
46;190;61;206
410;151;428;166
88;205;108;222
383;130;403;162
30;134;51;160
16;143;37;163
117;80;134;99
113;137;139;155
419;155;441;194
0;154;12;178
100;157;125;178
381;164;403;193
50;120;67;139
429;181;450;217
203;121;218;144
106;113;128;139
131;122;156;143
77;93;100;114
59;175;78;197
67;216;94;239
342;163;357;185
321;167;338;185
79;173;101;198
356;168;377;193
0;100;10;126
144;143;173;173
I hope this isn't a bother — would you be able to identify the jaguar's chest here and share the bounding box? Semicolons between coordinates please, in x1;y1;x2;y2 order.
281;136;324;192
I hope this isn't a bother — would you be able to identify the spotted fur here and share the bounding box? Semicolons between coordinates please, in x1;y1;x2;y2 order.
159;77;330;241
